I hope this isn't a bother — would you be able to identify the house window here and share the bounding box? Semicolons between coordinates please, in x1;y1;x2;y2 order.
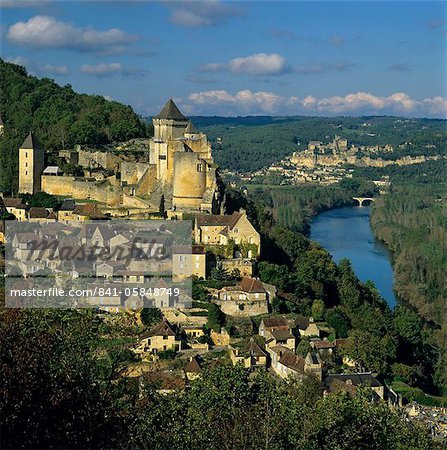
234;227;239;233
197;163;203;172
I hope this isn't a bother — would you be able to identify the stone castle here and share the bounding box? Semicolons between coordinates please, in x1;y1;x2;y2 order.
18;99;222;215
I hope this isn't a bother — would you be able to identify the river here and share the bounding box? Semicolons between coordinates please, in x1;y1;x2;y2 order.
309;206;396;308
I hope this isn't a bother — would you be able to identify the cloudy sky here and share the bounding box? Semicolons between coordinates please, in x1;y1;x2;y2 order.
1;0;446;117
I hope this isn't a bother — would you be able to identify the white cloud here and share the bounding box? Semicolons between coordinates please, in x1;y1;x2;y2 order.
168;0;244;27
80;62;147;77
200;53;289;76
0;0;49;9
80;63;123;76
7;15;137;54
188;89;284;113
295;61;354;74
39;64;69;75
5;55;29;65
185;89;447;117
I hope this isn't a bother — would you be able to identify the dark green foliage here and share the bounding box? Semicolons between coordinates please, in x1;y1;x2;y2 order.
0;59;148;193
140;308;162;327
19;192;61;209
197;115;446;173
206;303;224;332
325;307;351;338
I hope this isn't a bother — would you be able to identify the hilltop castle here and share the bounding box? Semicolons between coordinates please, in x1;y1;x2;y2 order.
18;99;222;215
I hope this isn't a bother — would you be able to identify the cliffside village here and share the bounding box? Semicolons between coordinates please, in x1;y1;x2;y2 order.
0;104;445;439
228;134;439;186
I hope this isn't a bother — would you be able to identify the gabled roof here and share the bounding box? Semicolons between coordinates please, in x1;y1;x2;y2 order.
237;277;265;293
324;373;382;389
196;212;242;229
261;316;289;329
143;319;176;338
249;341;267;357
184;120;198;134
2;198;26;209
184;356;202;373
271;329;294;341
28;207;48;219
72;203;108;219
278;347;305;373
59;198;76;212
154;98;187;120
21;132;41;150
293;314;310;330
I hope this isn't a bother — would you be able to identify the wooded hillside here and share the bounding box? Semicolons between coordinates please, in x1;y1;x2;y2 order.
0;59;149;193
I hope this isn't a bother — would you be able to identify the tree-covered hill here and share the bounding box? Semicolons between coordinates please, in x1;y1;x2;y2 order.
195;115;447;173
0;59;149;193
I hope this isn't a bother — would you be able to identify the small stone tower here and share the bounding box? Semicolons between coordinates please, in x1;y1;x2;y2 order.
18;132;45;194
153;98;189;140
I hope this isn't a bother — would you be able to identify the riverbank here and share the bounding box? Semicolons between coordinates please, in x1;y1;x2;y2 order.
309;205;397;308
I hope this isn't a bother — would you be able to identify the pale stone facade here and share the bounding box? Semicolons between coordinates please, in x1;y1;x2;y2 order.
18;132;45;194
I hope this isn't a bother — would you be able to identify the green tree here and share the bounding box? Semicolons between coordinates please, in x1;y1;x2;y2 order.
140;308;162;327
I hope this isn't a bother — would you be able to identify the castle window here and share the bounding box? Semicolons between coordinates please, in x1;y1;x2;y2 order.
197;163;203;172
25;152;28;158
25;171;28;175
25;163;28;167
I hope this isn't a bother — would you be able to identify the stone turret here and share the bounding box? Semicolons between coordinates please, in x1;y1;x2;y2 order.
184;120;199;138
18;132;45;194
153;98;189;141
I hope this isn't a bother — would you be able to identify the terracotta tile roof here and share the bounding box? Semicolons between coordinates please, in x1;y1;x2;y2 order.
334;338;349;347
196;212;242;230
313;339;335;349
271;329;294;341
237;277;265;293
143;319;176;338
73;203;107;219
278;348;305;374
2;198;26;208
261;316;289;329
144;371;186;391
28;207;49;219
184;356;202;373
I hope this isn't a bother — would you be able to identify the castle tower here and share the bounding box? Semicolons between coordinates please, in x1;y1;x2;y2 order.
18;132;45;194
184;120;198;139
153;98;189;141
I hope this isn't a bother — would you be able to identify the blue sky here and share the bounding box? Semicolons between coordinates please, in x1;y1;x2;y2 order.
0;0;446;117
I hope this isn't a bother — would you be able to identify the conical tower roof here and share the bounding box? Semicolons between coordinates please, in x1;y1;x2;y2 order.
185;120;198;134
154;98;187;120
21;132;40;149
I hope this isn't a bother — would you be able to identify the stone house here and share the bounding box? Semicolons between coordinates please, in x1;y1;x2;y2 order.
293;315;322;337
2;198;27;221
134;319;182;356
268;345;323;381
172;244;206;280
184;356;203;381
194;210;260;258
323;373;385;400
27;207;57;223
215;277;269;316
259;316;290;338
266;329;296;351
210;327;231;346
230;341;268;369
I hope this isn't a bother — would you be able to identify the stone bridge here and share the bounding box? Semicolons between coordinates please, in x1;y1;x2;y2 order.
353;197;375;206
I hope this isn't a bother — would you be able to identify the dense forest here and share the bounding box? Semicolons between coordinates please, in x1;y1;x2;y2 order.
196;115;447;172
1;308;438;449
246;177;378;233
0;59;149;193
225;189;447;403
